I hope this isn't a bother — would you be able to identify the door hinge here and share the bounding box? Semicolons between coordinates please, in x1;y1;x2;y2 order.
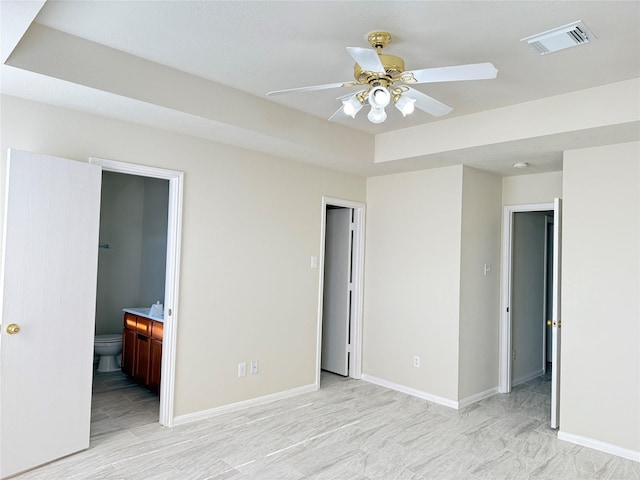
346;344;352;353
348;282;354;291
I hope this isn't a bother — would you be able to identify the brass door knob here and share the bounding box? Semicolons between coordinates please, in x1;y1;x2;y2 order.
547;320;552;326
6;323;20;335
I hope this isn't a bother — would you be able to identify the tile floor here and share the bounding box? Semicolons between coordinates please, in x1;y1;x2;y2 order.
12;370;640;479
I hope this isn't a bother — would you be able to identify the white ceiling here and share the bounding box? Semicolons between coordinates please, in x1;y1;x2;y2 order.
2;1;639;176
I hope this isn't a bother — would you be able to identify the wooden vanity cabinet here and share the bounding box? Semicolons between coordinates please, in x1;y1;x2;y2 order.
149;339;162;393
122;312;163;392
149;321;163;393
134;334;151;385
121;326;136;377
121;313;137;377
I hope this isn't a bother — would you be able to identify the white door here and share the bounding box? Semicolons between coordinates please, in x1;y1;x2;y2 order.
321;208;352;376
550;198;562;429
0;149;101;478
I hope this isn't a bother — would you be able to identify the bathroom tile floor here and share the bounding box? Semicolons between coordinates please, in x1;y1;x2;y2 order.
12;370;640;480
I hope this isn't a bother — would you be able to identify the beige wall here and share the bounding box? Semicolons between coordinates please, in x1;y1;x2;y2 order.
0;95;366;416
458;167;502;400
560;142;639;453
364;166;463;401
502;171;563;206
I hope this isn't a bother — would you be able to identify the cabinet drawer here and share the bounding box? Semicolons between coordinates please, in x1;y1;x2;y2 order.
136;317;151;336
152;321;163;341
124;313;137;330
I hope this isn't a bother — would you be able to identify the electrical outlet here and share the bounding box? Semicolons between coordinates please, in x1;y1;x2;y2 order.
238;362;247;377
250;360;259;374
413;356;420;368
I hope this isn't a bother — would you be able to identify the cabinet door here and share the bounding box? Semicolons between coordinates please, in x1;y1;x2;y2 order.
134;334;151;385
121;328;136;377
149;339;162;393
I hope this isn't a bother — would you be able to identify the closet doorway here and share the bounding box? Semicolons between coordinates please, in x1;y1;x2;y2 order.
316;197;365;387
500;199;563;429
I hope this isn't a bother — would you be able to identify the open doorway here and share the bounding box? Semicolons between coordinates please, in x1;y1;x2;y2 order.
316;197;365;388
510;210;554;385
90;157;183;427
92;171;169;434
500;200;562;429
0;150;183;476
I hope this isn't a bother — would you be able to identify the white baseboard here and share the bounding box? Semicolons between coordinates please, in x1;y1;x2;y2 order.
458;387;500;409
512;368;544;387
558;431;640;463
172;383;317;426
361;374;459;409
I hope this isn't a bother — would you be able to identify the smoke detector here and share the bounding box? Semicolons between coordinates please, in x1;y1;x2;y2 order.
521;21;596;55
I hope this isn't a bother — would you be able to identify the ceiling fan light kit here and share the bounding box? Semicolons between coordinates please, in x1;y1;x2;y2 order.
367;106;388;124
368;85;391;108
395;95;416;117
341;96;363;118
267;31;498;125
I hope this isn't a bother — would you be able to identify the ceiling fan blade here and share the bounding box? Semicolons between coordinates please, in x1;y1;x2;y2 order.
267;81;353;96
328;105;348;122
405;63;498;84
336;89;366;100
406;87;453;117
346;47;385;74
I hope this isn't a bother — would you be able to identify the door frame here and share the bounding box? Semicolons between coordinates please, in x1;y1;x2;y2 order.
316;196;365;388
90;157;183;427
499;202;553;393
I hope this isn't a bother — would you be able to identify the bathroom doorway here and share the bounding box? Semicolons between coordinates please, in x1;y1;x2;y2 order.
96;172;168;339
92;171;168;434
91;157;183;428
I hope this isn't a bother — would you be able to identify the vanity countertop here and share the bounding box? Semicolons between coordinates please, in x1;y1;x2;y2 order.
123;307;164;323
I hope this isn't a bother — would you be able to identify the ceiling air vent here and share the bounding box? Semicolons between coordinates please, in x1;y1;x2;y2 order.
521;21;596;55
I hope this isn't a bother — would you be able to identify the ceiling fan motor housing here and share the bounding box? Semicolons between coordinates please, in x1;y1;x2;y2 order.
353;54;406;84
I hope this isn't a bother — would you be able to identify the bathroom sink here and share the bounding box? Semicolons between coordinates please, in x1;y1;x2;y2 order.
122;307;164;322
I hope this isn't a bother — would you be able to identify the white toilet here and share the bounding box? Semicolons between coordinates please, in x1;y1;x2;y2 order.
94;334;123;372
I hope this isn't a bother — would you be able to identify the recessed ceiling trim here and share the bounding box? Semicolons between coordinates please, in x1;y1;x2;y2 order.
521;21;596;55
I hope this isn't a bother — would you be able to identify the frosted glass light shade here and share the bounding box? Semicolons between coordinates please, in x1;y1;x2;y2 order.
342;96;363;118
367;107;387;124
395;95;416;116
368;86;391;108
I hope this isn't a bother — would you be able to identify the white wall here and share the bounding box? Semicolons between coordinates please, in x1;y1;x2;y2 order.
0;95;366;416
364;166;463;401
560;142;639;454
458;167;502;400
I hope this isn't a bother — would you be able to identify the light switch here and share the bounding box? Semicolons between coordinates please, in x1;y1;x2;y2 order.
311;256;318;268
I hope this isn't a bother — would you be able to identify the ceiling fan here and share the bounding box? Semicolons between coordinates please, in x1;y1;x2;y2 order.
267;31;498;124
